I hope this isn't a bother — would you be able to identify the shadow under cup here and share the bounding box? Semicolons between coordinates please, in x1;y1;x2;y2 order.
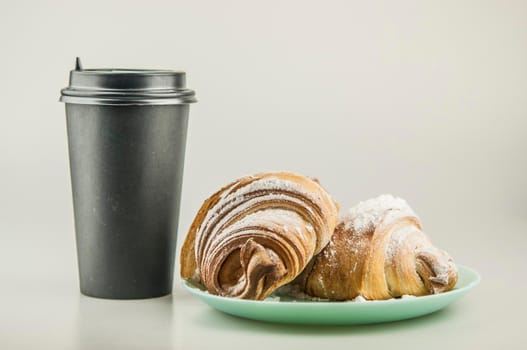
61;60;196;299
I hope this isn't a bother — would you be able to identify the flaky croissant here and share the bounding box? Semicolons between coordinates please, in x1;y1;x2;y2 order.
290;194;458;300
180;172;339;300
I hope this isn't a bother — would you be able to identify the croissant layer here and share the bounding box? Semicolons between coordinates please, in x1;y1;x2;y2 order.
180;172;339;300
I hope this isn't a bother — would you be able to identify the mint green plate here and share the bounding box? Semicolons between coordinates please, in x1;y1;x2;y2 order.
181;265;480;325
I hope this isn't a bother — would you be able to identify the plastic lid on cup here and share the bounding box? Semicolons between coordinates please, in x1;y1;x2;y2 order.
60;58;197;105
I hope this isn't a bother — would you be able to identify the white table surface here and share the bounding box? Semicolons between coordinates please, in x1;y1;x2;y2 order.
1;217;526;350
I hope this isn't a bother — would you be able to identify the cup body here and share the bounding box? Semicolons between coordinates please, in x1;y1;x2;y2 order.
65;103;189;299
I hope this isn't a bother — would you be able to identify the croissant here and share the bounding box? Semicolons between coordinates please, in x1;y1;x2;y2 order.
180;172;339;300
291;194;458;300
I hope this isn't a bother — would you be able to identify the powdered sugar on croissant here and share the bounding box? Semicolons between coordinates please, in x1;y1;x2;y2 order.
298;194;458;300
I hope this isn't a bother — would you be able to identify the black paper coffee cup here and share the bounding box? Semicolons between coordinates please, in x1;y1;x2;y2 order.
60;58;196;299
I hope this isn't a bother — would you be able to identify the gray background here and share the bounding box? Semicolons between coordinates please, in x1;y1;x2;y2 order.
1;0;526;349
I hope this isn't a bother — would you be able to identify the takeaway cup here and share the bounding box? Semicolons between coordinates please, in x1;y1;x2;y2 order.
60;58;196;299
